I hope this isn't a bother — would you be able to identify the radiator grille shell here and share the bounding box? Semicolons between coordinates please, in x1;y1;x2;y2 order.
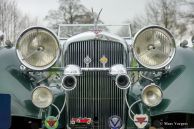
65;40;125;67
65;40;127;129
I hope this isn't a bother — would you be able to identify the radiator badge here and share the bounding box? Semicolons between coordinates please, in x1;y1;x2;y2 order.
84;55;92;67
108;115;122;129
70;117;92;125
100;55;108;67
44;116;59;129
134;114;148;128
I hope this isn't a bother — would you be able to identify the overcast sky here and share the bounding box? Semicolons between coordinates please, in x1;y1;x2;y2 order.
15;0;148;24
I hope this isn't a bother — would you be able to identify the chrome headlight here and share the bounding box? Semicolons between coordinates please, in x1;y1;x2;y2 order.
141;84;163;107
16;27;60;70
32;86;53;108
133;26;176;69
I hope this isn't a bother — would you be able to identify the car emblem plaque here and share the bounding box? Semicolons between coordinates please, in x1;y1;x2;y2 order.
100;55;108;67
108;115;122;129
70;117;92;125
84;55;92;67
44;116;59;129
134;114;148;128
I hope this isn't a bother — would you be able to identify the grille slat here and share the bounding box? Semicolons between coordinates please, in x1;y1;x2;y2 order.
65;40;126;129
65;40;124;67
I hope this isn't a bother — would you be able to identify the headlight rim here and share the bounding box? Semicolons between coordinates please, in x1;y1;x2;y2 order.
141;84;163;107
133;25;176;69
16;26;61;71
31;85;54;108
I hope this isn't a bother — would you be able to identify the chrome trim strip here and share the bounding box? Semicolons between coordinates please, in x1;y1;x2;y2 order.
58;24;130;27
63;31;128;52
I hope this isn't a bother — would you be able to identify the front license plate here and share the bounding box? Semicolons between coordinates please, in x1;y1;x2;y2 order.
0;94;11;129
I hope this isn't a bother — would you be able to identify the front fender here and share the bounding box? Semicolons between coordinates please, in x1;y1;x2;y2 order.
0;48;40;118
151;47;194;116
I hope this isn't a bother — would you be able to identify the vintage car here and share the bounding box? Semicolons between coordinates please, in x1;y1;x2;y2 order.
0;23;194;129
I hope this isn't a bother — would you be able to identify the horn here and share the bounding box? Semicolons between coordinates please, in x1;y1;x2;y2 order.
62;75;77;91
115;74;131;89
141;84;163;107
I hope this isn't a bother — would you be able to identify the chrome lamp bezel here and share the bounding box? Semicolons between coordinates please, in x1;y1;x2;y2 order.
16;26;61;70
133;25;176;69
141;84;163;107
31;86;54;108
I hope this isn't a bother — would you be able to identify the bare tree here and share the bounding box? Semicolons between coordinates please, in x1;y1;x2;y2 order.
58;0;93;24
124;0;188;41
0;0;39;43
117;16;146;37
45;0;99;29
45;0;105;37
146;0;191;40
146;0;178;29
180;0;194;36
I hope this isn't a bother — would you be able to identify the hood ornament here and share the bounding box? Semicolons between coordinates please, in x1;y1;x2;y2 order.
92;8;103;31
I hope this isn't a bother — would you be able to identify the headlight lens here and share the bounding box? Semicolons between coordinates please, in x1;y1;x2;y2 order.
32;86;53;108
133;26;176;69
141;84;163;107
16;27;60;70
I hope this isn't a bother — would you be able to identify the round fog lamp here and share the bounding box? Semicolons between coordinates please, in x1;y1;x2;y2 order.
32;86;53;108
141;84;163;107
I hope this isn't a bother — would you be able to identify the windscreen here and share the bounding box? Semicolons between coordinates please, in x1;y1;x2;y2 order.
58;24;131;39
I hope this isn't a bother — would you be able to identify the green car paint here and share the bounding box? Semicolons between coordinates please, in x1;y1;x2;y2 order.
0;48;40;118
0;47;66;125
1;46;194;127
151;47;194;116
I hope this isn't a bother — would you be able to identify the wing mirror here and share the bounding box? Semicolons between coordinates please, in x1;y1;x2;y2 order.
5;40;13;48
0;31;4;45
191;36;194;44
180;40;188;48
0;31;13;48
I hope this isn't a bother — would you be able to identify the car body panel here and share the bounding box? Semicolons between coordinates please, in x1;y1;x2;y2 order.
1;47;194;119
151;47;194;116
0;48;40;118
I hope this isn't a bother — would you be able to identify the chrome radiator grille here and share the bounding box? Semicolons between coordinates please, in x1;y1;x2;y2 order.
65;40;126;129
67;72;126;129
65;40;124;67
